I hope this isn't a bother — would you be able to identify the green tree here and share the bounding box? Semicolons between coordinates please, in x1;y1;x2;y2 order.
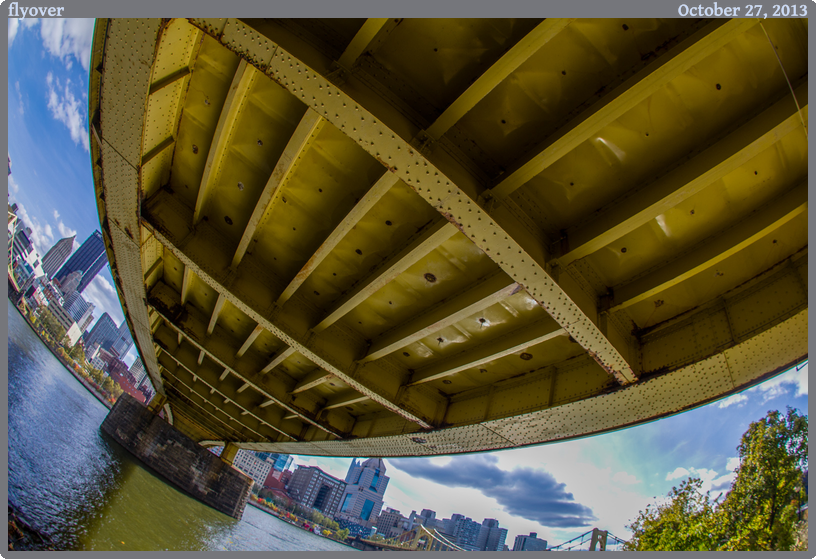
717;407;807;551
39;308;65;341
336;528;350;540
624;408;808;551
623;477;718;551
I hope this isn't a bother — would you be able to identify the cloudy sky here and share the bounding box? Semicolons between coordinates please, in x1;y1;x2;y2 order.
7;18;808;549
7;18;137;364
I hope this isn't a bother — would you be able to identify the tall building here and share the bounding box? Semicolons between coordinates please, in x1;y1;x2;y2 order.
336;458;389;528
54;230;107;294
513;532;548;551
375;508;409;539
231;449;273;487
477;519;508;551
129;358;147;386
110;320;134;358
41;235;75;279
11;229;44;278
287;465;347;516
451;516;482;550
84;312;119;353
63;291;94;328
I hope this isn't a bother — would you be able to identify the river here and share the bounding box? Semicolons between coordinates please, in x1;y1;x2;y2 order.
7;303;353;551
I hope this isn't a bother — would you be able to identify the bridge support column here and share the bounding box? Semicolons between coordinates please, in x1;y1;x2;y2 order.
100;393;253;520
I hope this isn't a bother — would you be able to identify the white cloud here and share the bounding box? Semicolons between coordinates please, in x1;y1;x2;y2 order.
53;209;60;219
13;201;54;255
45;72;90;152
15;81;24;115
726;457;740;472
666;467;690;481
8;175;20;194
8;18;93;71
83;272;124;326
612;471;640;485
717;393;748;409
57;220;76;239
746;364;808;402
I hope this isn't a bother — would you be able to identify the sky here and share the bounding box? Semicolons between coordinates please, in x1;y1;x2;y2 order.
7;17;138;365
6;18;809;549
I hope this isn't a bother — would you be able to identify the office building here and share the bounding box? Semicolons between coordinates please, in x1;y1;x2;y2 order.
54;230;107;294
41;235;75;279
232;449;273;487
110;320;134;358
513;532;548;551
84;312;119;353
375;507;409;539
129;358;147;386
477;519;508;552
287;465;347;516
336;458;389;528
63;291;95;330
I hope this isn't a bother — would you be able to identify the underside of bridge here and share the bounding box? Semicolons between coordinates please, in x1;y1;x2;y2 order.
89;17;808;457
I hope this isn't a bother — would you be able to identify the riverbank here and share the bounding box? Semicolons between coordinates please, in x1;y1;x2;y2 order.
9;301;113;410
247;501;355;549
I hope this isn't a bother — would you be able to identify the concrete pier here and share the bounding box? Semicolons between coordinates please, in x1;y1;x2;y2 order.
101;393;252;520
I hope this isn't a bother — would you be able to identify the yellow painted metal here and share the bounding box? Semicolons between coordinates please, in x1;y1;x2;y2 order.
488;18;758;201
91;17;808;455
337;18;390;70
424;18;574;141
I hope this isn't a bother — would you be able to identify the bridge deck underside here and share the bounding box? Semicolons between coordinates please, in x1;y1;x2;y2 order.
89;17;808;456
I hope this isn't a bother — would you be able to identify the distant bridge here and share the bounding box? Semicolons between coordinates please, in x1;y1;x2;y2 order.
352;526;627;551
90;17;807;457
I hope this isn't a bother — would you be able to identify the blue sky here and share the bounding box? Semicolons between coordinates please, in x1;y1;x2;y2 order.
7;18;808;548
7;18;137;365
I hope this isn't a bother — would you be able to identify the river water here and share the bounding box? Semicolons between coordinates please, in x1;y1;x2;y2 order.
7;304;353;551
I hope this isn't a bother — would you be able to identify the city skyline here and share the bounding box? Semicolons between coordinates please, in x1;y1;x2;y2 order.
7;16;808;548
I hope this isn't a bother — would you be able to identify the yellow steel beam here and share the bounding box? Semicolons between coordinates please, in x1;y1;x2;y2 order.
337;18;390;70
193;59;256;225
148;65;191;95
313;219;459;333
148;281;345;437
610;181;808;313
291;369;335;394
559;85;808;266
164;384;248;440
409;318;565;386
260;347;296;374
236;323;264;358
361;271;518;362
143;217;436;429
323;391;370;410
180;266;194;305
488;18;758;201
158;345;294;441
190;17;637;385
424;18;574;141
230;109;325;268
276;171;400;306
207;292;227;335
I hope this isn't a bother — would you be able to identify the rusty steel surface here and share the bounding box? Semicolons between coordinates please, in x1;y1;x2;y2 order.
89;17;808;456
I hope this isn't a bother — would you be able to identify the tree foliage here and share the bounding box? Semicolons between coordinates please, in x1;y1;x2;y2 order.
625;408;808;551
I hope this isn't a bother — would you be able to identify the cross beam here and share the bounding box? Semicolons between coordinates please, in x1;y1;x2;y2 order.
487;18;758;200
190;18;636;384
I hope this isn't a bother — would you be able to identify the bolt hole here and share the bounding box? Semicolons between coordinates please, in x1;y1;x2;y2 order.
237;182;244;191
442;380;452;384
424;273;437;283
385;220;392;226
313;291;320;296
716;83;722;90
403;352;410;357
520;353;533;361
622;23;629;30
754;171;758;175
192;145;198;154
501;119;506;124
257;139;263;146
224;216;233;225
620;247;627;253
355;249;362;255
479;368;487;373
561;70;566;75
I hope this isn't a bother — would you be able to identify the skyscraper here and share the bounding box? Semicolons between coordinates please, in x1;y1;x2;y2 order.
110;320;134;358
336;458;389;528
84;312;119;353
41;235;75;279
54;230;107;294
63;291;95;332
